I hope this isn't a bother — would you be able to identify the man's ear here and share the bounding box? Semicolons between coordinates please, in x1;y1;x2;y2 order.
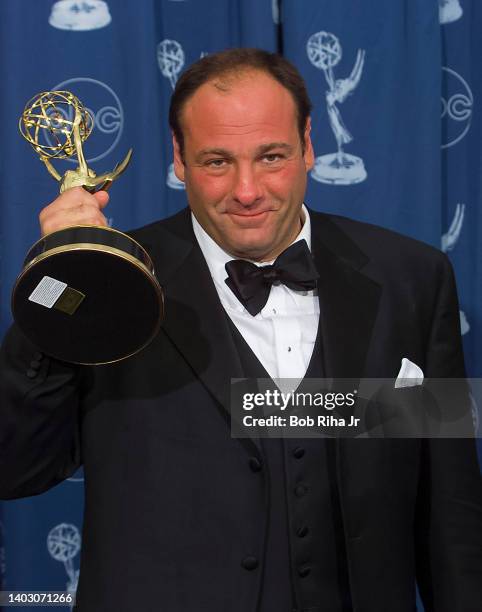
303;117;315;171
172;133;185;182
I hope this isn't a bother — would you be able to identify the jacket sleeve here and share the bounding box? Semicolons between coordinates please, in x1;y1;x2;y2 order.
0;323;86;499
415;253;482;611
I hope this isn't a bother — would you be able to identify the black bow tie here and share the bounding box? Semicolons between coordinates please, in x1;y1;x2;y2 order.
225;240;319;316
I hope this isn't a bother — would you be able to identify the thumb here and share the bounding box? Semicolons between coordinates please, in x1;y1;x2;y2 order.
93;190;110;209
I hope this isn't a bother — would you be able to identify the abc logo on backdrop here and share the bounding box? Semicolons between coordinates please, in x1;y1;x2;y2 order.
441;67;473;149
51;77;124;163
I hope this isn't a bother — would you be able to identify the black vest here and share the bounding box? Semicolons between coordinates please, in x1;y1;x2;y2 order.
226;316;353;612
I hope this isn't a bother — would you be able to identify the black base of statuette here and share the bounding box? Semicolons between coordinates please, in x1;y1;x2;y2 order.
12;226;164;365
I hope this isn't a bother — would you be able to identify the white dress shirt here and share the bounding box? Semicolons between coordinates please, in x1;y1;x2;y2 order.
192;205;320;382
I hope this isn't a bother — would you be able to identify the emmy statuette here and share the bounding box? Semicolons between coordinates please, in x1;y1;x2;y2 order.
13;91;164;364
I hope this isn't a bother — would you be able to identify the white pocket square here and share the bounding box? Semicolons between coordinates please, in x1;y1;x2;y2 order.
394;358;424;388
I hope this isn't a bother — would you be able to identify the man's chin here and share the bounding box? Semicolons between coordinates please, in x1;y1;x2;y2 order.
225;237;277;262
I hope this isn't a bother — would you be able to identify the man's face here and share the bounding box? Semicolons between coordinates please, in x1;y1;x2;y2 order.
173;70;314;262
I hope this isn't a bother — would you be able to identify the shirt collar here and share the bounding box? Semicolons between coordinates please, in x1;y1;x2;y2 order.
192;205;312;308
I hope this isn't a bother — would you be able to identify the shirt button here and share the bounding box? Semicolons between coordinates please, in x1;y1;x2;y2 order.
296;526;309;538
30;360;41;369
292;447;305;459
294;484;308;498
26;369;37;379
298;565;311;578
33;352;44;361
248;457;262;473
241;556;259;570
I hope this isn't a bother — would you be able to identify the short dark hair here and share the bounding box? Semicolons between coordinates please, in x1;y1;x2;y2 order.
169;48;312;158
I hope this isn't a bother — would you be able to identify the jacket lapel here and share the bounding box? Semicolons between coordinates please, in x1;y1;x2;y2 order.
141;210;243;411
310;212;386;607
137;210;262;454
310;212;382;381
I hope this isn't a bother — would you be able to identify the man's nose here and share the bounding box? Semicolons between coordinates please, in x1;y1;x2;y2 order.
232;164;263;206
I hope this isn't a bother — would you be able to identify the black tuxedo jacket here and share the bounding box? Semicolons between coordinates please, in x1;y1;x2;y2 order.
1;208;481;612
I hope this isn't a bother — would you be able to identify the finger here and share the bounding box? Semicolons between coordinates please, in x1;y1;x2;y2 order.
93;190;110;209
41;207;108;236
41;187;101;215
39;192;105;231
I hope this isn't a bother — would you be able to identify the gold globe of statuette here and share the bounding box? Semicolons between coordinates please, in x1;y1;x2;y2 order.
19;90;132;192
20;91;93;159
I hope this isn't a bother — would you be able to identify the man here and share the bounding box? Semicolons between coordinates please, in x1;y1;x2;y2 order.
1;49;481;612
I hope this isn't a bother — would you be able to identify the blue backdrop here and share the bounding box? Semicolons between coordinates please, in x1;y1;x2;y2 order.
0;1;480;609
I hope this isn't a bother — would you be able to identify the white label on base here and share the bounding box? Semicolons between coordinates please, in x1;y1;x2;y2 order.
29;276;68;309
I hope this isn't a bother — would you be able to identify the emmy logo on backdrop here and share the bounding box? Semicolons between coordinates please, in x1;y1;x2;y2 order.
439;0;463;24
470;392;480;436
459;310;470;336
157;39;185;89
47;523;81;610
49;0;112;31
441;203;465;253
440;203;470;336
157;39;186;190
307;31;367;185
67;466;85;483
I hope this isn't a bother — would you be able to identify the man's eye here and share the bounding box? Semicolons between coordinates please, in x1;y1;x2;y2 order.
206;159;226;168
262;154;283;163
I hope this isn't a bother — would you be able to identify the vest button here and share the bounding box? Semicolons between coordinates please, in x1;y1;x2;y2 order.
241;556;259;570
296;526;309;538
298;565;311;578
294;484;308;498
26;369;37;379
292;447;305;459
248;457;262;472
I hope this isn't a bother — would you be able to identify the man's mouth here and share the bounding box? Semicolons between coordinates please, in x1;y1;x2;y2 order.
226;210;271;227
228;209;272;218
